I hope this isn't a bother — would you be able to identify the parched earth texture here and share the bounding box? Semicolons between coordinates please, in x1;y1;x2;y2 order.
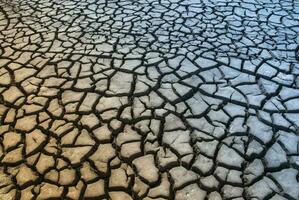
0;0;299;199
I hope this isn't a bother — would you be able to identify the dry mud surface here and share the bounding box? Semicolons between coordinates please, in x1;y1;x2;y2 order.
0;0;299;199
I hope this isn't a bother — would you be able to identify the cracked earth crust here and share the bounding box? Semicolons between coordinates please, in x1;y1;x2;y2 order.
0;0;299;199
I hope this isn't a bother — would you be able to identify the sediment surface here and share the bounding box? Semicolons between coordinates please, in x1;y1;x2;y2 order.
0;0;299;199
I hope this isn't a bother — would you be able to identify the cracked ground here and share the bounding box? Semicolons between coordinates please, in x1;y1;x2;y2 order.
0;0;299;199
